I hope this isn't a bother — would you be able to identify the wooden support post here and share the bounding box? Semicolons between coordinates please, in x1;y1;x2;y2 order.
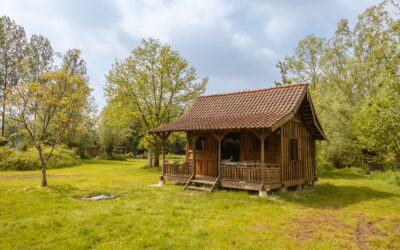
211;130;227;179
161;134;166;176
260;128;265;183
192;132;197;176
217;139;221;177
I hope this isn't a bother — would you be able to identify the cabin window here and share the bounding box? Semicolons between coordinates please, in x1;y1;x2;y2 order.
290;138;298;161
195;136;206;151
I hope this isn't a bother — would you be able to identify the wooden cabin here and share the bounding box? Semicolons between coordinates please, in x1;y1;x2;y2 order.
151;83;326;193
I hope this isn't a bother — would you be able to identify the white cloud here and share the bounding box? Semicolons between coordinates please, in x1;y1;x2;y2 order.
263;17;294;43
231;33;255;49
115;0;233;41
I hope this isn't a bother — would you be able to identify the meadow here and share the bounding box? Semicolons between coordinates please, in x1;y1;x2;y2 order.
0;159;399;249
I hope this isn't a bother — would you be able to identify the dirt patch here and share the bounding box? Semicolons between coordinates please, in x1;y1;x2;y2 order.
286;213;390;249
286;213;354;242
253;223;274;231
355;217;387;250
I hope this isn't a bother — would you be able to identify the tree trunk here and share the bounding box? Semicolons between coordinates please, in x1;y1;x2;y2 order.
1;95;6;137
148;146;153;167
37;145;47;187
41;165;47;187
154;149;160;169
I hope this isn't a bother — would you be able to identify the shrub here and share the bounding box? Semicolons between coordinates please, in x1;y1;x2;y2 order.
97;153;127;161
165;154;186;161
0;146;81;171
372;170;400;187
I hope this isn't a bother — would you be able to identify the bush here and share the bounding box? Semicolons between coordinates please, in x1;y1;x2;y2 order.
0;146;81;171
372;170;400;187
97;153;127;161
165;153;186;161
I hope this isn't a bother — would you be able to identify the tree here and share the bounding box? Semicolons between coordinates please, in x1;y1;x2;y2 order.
0;16;27;137
61;49;88;80
277;34;325;87
106;38;207;167
25;34;53;81
99;100;136;156
59;49;95;150
8;69;91;186
277;2;400;169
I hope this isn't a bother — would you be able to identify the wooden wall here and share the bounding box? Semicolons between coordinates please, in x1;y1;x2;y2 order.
240;130;280;164
280;111;316;183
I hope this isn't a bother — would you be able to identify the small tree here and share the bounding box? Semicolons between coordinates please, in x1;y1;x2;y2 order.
9;69;90;186
106;38;207;167
0;16;27;137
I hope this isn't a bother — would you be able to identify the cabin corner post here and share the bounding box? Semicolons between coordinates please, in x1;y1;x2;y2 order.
260;128;266;184
191;132;197;177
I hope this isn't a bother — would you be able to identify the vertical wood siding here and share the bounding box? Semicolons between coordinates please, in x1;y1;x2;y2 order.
280;111;316;182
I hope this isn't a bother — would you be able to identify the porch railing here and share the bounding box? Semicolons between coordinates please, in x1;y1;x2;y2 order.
163;160;281;184
163;161;193;177
219;162;281;184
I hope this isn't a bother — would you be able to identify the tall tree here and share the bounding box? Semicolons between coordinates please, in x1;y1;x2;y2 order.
59;49;94;148
277;2;400;169
106;38;207;166
0;16;27;137
8;69;91;186
25;34;53;81
61;49;88;80
277;34;325;87
99;100;137;155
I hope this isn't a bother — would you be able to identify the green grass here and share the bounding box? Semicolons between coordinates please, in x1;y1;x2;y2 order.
0;160;399;249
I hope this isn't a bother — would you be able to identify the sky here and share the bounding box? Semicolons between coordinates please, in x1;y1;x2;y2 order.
0;0;380;111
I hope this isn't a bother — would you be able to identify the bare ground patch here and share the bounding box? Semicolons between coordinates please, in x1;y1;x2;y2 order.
355;217;387;249
284;213;390;249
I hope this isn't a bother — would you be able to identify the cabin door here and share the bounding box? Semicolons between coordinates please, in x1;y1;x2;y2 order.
194;135;218;177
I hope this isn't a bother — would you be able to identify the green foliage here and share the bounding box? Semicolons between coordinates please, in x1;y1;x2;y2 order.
164;153;186;160
97;153;127;161
372;170;400;187
105;38;207;166
98;100;136;155
0;146;81;171
278;2;400;169
0;16;27;137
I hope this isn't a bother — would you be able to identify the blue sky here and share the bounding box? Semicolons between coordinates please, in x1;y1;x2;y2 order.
0;0;380;111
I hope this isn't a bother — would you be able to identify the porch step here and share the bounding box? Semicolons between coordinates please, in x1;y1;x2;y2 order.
190;179;216;185
185;186;212;191
184;176;220;192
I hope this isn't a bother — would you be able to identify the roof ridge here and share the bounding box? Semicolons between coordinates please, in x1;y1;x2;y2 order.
199;82;308;98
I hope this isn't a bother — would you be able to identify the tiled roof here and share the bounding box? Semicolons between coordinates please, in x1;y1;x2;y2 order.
151;83;323;137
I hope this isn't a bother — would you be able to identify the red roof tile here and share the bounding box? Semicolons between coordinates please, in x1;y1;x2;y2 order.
151;83;316;133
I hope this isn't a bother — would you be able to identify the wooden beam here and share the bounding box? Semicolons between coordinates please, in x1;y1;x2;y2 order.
260;129;265;183
210;130;228;178
191;132;199;177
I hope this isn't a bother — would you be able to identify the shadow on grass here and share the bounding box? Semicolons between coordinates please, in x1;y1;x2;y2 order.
280;183;395;209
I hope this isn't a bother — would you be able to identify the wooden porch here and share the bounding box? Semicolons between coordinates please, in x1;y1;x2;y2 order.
163;160;282;191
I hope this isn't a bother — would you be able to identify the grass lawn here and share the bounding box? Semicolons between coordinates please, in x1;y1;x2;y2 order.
0;159;399;249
